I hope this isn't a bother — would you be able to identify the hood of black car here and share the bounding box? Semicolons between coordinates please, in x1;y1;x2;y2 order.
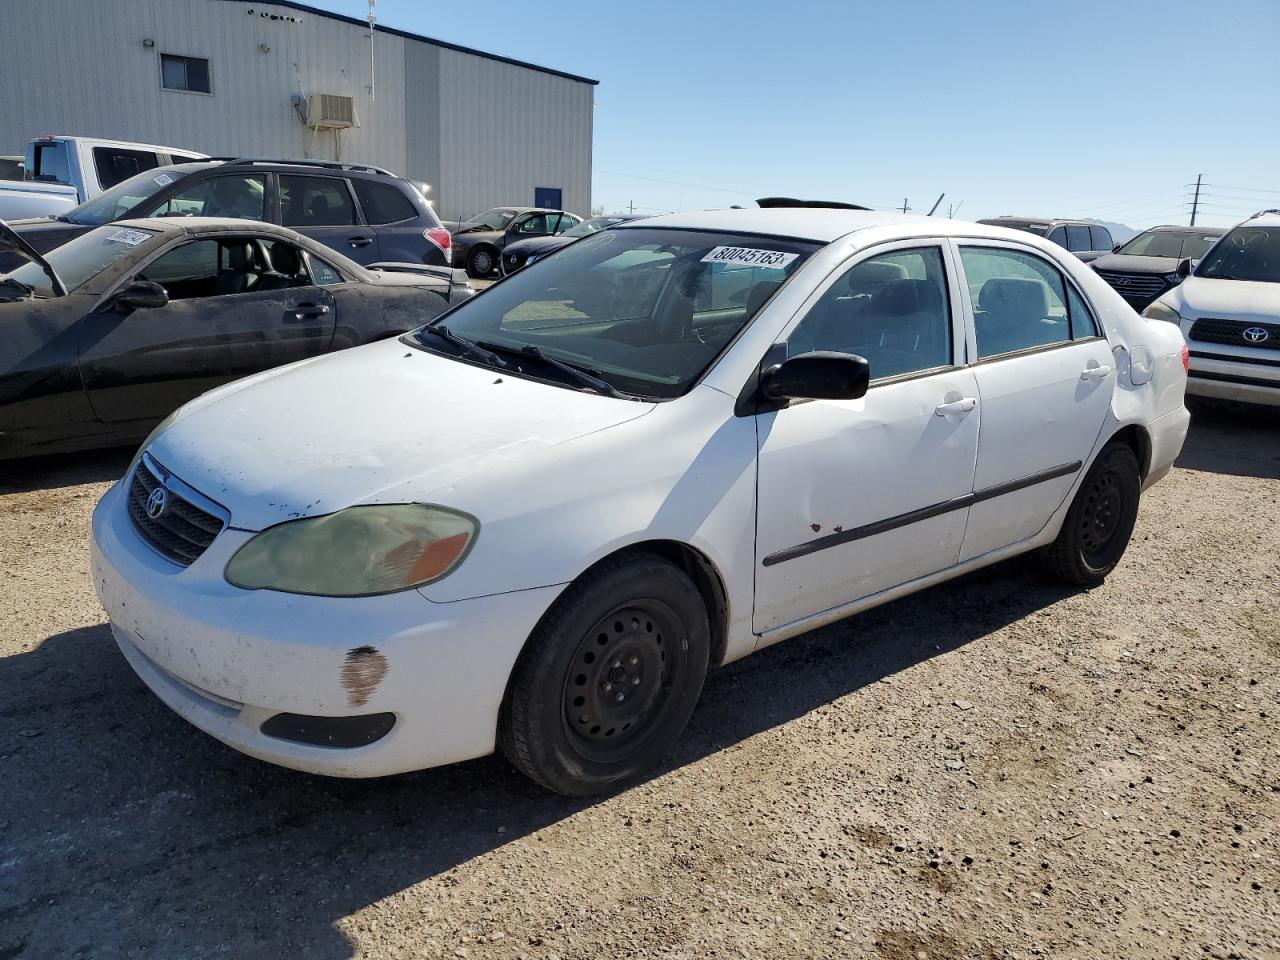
1091;254;1180;274
450;228;501;250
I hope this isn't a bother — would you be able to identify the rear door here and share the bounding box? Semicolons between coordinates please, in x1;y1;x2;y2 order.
78;235;337;423
279;174;379;264
953;240;1115;561
351;177;428;264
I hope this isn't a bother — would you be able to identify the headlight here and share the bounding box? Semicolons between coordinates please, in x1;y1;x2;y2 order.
127;410;179;479
1141;301;1182;324
225;504;478;597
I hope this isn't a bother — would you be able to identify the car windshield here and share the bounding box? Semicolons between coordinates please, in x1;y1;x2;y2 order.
414;227;818;399
563;217;624;239
1195;226;1280;283
1119;230;1220;259
463;209;515;231
67;167;193;225
3;224;157;297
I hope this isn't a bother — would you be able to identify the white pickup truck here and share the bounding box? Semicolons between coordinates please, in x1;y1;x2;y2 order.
0;136;205;220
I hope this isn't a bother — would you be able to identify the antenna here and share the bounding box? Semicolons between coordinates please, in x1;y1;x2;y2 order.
368;0;377;103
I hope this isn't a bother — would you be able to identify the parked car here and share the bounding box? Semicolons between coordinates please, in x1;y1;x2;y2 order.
1091;225;1225;309
0;135;206;220
447;207;582;278
0;156;23;181
499;214;642;276
978;217;1114;262
1143;211;1280;406
90;207;1189;795
0;216;470;459
0;158;452;272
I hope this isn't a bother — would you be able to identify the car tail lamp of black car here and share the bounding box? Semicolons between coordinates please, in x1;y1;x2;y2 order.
424;228;451;256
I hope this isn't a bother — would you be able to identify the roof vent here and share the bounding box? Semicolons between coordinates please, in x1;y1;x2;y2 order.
305;94;359;130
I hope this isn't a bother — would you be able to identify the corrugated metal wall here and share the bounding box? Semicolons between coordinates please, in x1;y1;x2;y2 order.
0;0;592;216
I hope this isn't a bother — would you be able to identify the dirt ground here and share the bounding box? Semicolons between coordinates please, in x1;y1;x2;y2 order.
0;398;1277;960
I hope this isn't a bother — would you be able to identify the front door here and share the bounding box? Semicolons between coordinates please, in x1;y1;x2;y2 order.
79;236;337;424
954;242;1116;561
753;242;980;634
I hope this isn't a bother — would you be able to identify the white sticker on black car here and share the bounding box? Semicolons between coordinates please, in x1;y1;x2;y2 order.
701;246;798;269
104;229;151;246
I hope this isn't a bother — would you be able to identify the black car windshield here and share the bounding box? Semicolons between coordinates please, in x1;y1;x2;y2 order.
414;227;818;399
463;209;516;231
1196;226;1280;283
67;167;192;225
4;225;157;296
562;216;627;239
1119;230;1221;259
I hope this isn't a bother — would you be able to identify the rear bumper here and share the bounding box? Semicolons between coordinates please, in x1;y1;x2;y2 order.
1143;404;1191;488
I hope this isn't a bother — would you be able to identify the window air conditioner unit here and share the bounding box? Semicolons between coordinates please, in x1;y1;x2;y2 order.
306;94;358;130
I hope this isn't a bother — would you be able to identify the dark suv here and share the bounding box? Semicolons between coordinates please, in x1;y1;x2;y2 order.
1089;225;1225;309
0;158;452;271
978;217;1114;262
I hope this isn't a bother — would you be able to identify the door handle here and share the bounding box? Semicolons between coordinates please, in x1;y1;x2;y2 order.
934;397;977;417
347;236;373;248
292;303;330;320
1080;364;1112;381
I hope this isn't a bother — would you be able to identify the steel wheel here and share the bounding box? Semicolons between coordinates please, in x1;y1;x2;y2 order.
468;247;494;277
561;600;684;762
1040;442;1141;586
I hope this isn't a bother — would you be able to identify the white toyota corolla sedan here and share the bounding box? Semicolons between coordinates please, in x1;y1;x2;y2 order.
91;207;1191;795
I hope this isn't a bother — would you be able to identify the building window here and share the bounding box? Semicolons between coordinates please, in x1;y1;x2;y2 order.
160;54;211;94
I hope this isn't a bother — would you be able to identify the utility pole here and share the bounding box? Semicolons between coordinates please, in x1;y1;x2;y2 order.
926;193;945;216
1189;173;1203;226
948;201;964;219
628;200;635;215
900;198;910;214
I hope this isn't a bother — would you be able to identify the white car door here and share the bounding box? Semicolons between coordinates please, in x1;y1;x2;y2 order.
753;241;980;634
953;240;1116;562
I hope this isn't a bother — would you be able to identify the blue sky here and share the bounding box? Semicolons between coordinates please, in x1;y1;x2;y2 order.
311;0;1280;229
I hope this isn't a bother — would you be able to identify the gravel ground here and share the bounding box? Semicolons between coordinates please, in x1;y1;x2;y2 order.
0;398;1277;960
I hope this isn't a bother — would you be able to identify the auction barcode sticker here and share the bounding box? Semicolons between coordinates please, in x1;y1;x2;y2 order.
701;246;798;269
104;229;151;246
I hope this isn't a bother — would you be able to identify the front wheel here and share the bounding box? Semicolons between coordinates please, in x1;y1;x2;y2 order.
1039;442;1141;586
498;553;710;796
466;246;495;278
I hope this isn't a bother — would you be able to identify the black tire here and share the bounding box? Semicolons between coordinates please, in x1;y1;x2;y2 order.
466;245;496;278
1039;442;1141;586
498;552;710;796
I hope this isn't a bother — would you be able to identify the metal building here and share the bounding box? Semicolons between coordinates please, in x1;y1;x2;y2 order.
0;0;597;219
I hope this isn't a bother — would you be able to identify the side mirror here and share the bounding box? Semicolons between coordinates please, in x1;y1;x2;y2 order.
762;351;870;402
114;279;169;310
1175;258;1194;279
1113;242;1124;253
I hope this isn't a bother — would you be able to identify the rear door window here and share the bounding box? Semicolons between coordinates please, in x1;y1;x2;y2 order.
1047;226;1067;248
280;176;359;227
352;179;417;224
1066;225;1091;252
93;147;161;190
1089;225;1113;252
959;246;1071;358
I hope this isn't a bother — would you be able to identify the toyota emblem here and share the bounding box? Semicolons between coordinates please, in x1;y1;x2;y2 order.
1242;326;1270;344
145;486;169;520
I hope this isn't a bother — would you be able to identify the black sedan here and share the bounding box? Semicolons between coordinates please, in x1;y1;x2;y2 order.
499;214;643;276
446;207;582;278
0;217;470;460
1091;225;1225;309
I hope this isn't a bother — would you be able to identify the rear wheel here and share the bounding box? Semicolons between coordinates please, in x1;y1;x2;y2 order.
1039;442;1141;586
499;553;710;796
466;245;496;278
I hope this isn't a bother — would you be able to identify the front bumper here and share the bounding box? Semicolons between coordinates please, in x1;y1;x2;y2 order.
90;480;562;777
1186;354;1280;407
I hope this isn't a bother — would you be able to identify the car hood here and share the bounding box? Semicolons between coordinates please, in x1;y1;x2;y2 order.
1168;276;1280;318
1091;253;1179;274
505;235;572;258
450;228;501;248
148;337;656;531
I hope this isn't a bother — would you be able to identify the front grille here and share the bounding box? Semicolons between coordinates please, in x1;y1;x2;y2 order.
1095;270;1168;302
127;458;226;566
1188;318;1280;352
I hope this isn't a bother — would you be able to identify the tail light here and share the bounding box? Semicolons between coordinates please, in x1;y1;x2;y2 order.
424;228;451;254
1181;344;1190;373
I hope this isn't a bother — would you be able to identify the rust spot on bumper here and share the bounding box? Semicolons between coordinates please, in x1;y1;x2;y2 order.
341;645;388;707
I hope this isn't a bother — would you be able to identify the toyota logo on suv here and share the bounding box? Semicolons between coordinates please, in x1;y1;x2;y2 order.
1242;326;1270;344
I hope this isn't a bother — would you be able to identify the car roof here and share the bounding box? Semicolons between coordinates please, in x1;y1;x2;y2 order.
616;207;976;243
1243;211;1280;227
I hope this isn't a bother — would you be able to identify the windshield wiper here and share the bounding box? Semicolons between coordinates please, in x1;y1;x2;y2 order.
418;324;509;368
476;341;626;398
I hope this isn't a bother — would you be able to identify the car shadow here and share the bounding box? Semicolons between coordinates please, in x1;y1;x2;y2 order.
0;559;1073;960
0;447;133;495
1176;397;1280;480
